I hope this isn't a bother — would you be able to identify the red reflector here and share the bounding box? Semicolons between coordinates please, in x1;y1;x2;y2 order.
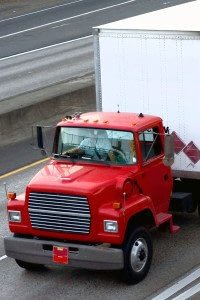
53;246;69;265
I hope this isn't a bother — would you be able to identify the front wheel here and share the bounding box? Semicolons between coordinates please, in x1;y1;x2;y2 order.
123;227;153;284
15;259;46;271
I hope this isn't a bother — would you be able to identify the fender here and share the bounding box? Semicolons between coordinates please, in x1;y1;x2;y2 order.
123;194;157;239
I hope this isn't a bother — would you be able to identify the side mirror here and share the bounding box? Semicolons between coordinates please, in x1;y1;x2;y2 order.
32;125;56;156
36;126;47;156
163;134;174;166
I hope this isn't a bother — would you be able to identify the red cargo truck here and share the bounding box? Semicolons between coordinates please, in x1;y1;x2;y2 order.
5;111;184;284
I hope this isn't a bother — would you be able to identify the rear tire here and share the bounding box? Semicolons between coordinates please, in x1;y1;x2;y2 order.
15;259;46;271
123;227;152;284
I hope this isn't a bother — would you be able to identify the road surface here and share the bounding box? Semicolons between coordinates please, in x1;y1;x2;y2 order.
1;163;200;299
0;0;192;59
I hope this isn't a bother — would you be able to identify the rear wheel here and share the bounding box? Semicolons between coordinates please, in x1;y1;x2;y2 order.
123;227;152;284
15;259;46;271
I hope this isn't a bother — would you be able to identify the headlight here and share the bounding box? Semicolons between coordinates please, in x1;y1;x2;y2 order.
104;220;118;233
8;211;21;223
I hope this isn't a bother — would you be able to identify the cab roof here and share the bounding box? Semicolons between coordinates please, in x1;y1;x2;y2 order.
58;112;162;132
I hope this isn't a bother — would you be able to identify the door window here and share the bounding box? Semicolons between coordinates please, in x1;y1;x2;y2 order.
139;127;163;162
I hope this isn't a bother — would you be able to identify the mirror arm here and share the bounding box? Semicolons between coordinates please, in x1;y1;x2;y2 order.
163;134;174;167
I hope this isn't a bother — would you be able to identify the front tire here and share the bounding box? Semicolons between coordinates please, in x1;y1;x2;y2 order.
123;227;153;284
13;234;46;271
15;259;46;271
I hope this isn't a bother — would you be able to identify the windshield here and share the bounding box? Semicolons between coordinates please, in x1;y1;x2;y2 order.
54;127;137;165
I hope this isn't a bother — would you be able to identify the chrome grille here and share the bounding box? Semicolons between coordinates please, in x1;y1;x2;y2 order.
28;192;90;234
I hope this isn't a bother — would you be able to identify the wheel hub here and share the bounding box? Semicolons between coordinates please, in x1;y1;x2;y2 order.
130;238;148;272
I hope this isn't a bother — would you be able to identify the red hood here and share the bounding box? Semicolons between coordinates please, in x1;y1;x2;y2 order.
28;161;137;195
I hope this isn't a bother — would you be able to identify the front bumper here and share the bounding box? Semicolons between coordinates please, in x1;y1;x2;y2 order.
4;236;124;270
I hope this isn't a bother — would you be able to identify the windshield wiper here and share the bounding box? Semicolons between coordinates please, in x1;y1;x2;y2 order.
54;152;80;159
53;153;112;165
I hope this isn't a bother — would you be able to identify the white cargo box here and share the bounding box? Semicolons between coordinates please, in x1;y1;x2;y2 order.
94;0;200;179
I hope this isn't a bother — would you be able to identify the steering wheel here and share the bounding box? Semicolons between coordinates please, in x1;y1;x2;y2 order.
112;149;127;163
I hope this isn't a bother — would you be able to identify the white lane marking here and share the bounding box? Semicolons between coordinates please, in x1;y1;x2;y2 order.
51;23;70;29
0;0;136;40
0;0;84;23
151;267;200;300
0;35;92;62
0;255;7;261
172;282;200;300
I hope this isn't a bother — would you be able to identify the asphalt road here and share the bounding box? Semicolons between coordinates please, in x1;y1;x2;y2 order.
0;0;194;177
0;0;193;59
1;1;200;298
1;164;200;299
0;37;93;103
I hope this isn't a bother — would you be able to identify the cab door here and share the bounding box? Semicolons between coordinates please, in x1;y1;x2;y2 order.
137;125;172;213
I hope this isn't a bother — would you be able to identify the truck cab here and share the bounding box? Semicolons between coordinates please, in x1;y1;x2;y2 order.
4;111;176;284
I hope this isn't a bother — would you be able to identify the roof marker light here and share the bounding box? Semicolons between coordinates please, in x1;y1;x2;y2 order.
138;113;144;118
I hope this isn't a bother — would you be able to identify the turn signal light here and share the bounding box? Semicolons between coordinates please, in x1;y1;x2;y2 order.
7;192;16;200
113;202;122;209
